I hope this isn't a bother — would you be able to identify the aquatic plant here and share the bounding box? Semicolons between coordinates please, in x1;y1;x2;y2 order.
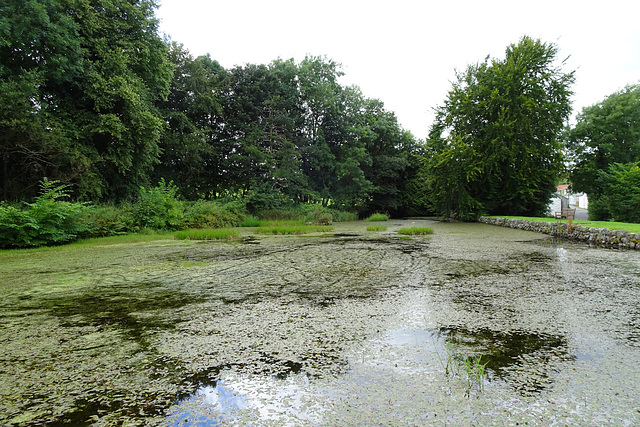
437;340;488;395
396;227;433;235
365;213;389;222
366;225;388;232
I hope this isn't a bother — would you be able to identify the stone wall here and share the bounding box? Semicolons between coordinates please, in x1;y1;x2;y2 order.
478;216;640;249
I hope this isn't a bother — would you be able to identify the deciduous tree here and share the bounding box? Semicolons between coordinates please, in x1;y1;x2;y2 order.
426;36;574;219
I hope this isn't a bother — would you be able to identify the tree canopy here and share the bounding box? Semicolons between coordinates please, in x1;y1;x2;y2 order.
565;84;640;220
0;0;173;201
1;1;416;216
425;36;574;219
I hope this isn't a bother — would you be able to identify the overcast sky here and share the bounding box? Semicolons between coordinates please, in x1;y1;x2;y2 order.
156;0;640;140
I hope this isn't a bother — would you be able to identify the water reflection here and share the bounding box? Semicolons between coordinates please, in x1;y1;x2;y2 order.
382;326;574;395
166;372;325;426
167;381;246;426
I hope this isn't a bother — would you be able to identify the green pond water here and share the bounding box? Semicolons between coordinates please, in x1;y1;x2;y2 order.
1;220;639;425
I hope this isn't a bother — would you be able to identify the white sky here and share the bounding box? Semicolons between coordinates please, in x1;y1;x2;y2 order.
156;0;640;140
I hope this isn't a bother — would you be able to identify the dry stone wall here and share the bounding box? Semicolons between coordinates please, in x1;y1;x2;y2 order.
479;216;640;249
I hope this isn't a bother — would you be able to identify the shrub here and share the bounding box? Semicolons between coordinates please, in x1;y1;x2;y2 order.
598;162;640;223
305;205;333;225
365;213;389;222
257;209;304;221
184;200;245;229
81;204;135;237
134;179;185;230
0;178;88;248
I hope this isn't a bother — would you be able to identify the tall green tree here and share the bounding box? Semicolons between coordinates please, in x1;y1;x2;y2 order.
427;36;574;219
565;84;640;219
0;0;172;201
298;55;344;206
156;44;226;199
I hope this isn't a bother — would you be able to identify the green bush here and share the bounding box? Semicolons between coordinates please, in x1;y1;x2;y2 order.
365;213;389;222
0;179;88;248
257;209;304;221
244;184;291;214
81;204;135;237
134;179;185;230
305;205;333;225
601;162;640;223
184;200;245;229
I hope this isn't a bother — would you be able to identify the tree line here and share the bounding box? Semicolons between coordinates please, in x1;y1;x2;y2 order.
0;0;418;216
2;0;638;225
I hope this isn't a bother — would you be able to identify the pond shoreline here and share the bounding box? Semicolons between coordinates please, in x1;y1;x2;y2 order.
479;216;640;249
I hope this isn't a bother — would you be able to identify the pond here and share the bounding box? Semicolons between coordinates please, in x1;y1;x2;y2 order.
1;220;639;425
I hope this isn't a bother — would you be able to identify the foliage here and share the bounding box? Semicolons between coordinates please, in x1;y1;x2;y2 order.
133;179;184;230
424;133;483;221
173;228;239;241
565;85;640;220
183;200;245;229
0;179;87;248
396;227;433;235
81;204;135;237
305;205;333;225
595;162;640;222
426;36;574;220
365;213;389;222
366;225;387;232
1;0;419;215
0;0;172;201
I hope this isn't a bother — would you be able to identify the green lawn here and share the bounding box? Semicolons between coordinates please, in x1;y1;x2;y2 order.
490;216;640;234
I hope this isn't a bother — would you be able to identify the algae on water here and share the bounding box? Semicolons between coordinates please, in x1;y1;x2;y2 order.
1;220;639;425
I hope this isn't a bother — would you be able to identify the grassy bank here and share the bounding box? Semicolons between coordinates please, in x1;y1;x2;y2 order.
489;216;640;234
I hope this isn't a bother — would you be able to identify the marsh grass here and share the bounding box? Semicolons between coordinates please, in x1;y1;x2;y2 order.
366;225;388;232
240;215;261;227
396;227;434;235
437;341;488;395
255;225;334;235
173;228;239;240
365;213;389;222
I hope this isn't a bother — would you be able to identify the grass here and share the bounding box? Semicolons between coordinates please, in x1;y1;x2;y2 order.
396;227;434;235
73;232;174;246
255;225;334;235
365;213;389;222
173;228;239;240
491;216;640;234
366;225;388;232
239;215;261;227
437;341;489;395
